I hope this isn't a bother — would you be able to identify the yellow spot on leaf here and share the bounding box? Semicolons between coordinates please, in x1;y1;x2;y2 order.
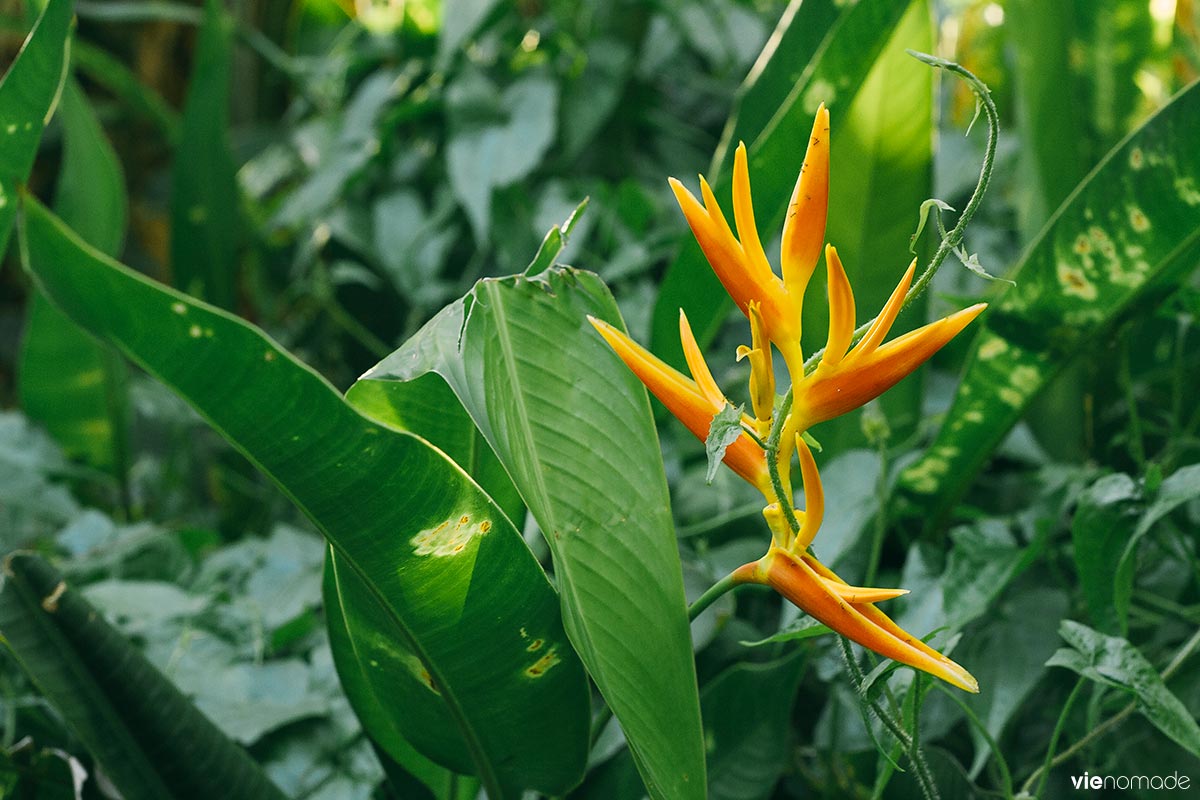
1128;207;1150;233
1010;364;1040;393
978;336;1008;360
1056;263;1097;301
525;649;561;678
1175;177;1200;206
999;387;1024;407
171;302;187;314
412;512;492;557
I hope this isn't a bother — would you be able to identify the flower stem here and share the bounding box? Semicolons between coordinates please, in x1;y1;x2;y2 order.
802;53;999;377
765;391;801;536
837;637;940;800
688;570;745;621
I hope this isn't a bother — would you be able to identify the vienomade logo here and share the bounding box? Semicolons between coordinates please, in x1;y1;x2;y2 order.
1070;772;1191;791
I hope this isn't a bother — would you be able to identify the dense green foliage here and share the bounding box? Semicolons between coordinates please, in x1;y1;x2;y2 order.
2;1;1200;798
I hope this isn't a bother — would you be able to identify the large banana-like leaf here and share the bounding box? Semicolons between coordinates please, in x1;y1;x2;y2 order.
17;197;590;798
0;0;71;257
169;0;239;307
363;265;707;799
650;0;912;366
0;553;288;800
897;80;1200;523
19;80;130;477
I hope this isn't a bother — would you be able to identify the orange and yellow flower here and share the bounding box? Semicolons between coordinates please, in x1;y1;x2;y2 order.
590;106;984;692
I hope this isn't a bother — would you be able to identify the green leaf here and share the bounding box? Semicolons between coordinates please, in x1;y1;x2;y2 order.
1071;473;1141;633
169;0;239;307
702;653;806;800
898;80;1200;521
739;616;832;647
17;198;591;798
705;403;747;485
19;81;130;475
363;267;707;799
1005;0;1090;240
344;374;525;525
1048;620;1200;758
438;0;501;64
524;198;589;277
1113;463;1200;629
650;0;914;370
0;553;288;800
322;551;463;799
960;587;1068;778
446;70;558;242
802;0;934;451
0;0;71;258
72;38;180;145
909;198;954;254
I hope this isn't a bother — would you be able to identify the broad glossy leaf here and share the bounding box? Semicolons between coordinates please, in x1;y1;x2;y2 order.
1006;0;1089;240
0;0;71;257
1114;464;1200;629
322;552;463;800
960;587;1068;778
650;0;912;367
897;80;1200;522
346;374;524;526
438;0;501;64
1049;620;1200;757
703;653;806;800
364;268;707;799
0;553;287;800
446;70;557;242
170;0;239;307
18;198;590;798
1071;473;1140;634
19;81;130;474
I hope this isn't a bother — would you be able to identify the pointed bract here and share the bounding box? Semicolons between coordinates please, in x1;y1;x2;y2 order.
589;316;770;492
735;546;979;693
796;303;987;430
781;104;830;299
823;245;855;367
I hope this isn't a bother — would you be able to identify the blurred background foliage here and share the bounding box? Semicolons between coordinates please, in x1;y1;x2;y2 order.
1;0;1200;797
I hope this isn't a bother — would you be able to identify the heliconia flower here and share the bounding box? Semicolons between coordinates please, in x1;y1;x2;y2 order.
591;104;984;691
736;437;978;693
790;245;987;434
587;314;771;494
